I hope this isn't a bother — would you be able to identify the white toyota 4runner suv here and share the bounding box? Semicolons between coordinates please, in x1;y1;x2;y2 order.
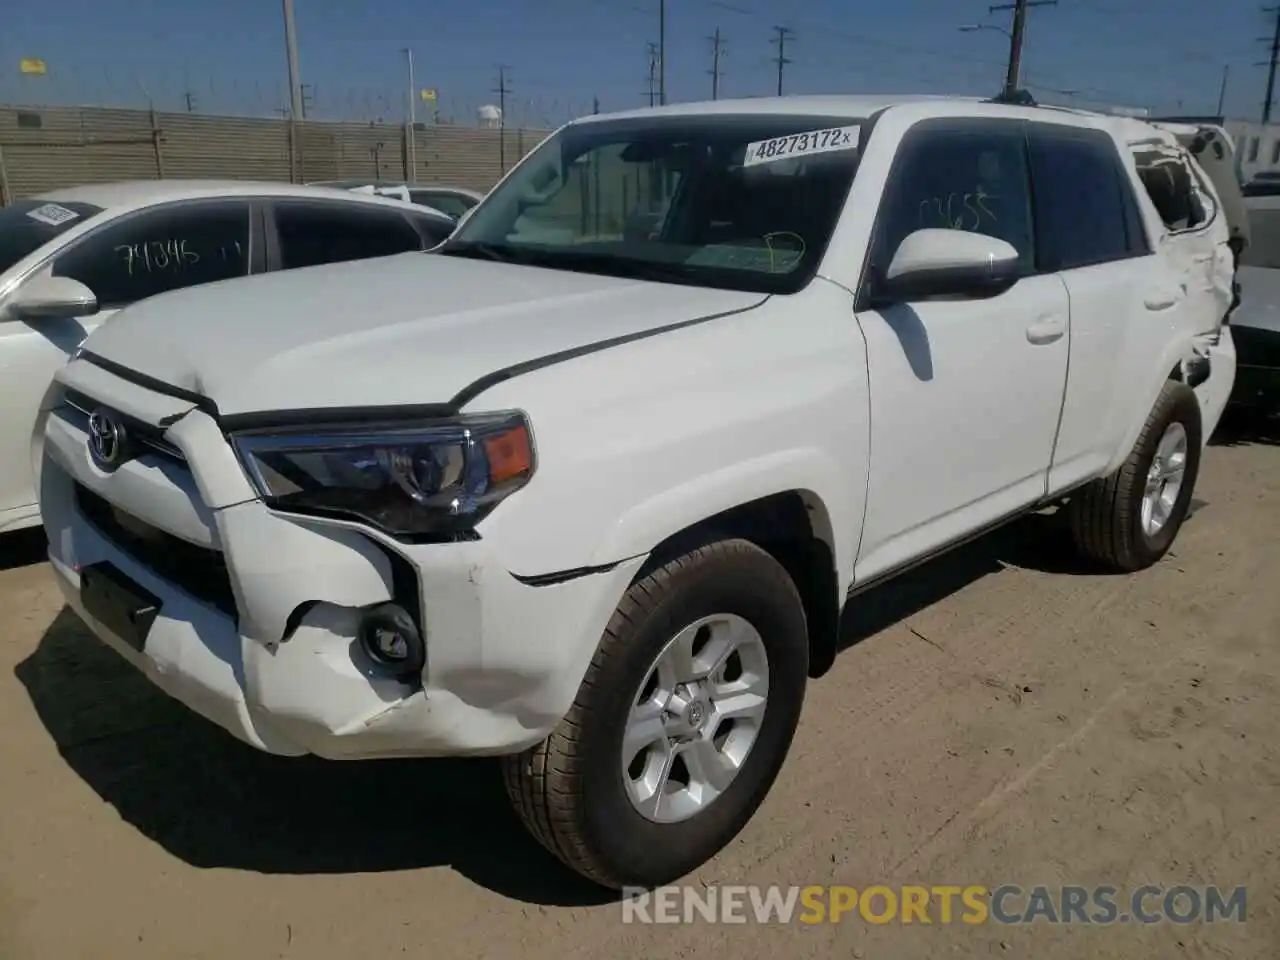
36;95;1243;890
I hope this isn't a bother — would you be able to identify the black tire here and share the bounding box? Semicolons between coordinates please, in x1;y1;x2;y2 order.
502;538;809;890
1069;379;1203;572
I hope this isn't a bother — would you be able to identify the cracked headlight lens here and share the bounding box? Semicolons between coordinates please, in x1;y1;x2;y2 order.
230;412;535;541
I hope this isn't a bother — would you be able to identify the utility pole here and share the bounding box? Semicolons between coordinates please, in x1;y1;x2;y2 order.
709;28;724;100
989;0;1056;99
183;90;198;112
1260;6;1280;123
282;0;304;120
646;41;659;106
300;83;314;118
658;0;667;105
403;48;417;180
1216;65;1230;116
771;26;793;97
493;64;511;172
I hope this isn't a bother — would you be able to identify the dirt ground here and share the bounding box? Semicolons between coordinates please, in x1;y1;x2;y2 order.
1;413;1278;960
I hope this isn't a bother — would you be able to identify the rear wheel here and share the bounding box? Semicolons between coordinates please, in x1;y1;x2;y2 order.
1069;380;1202;572
502;538;809;890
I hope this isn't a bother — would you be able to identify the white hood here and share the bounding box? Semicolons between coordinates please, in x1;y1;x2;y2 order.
80;252;766;416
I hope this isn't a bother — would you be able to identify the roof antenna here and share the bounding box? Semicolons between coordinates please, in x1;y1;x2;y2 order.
987;87;1038;107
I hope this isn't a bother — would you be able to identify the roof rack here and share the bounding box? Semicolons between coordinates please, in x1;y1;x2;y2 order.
986;88;1038;107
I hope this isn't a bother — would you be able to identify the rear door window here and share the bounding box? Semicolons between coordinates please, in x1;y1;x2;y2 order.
1027;123;1150;271
272;201;426;270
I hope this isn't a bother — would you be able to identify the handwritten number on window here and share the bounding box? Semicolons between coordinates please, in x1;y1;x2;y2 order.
114;239;205;276
917;186;998;233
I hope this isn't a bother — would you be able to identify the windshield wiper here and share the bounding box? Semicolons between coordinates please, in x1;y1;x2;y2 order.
438;241;698;284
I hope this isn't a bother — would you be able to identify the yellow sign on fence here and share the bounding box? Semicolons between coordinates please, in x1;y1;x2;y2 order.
19;58;48;76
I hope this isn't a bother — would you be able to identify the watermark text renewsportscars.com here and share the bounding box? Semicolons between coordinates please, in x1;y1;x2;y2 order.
621;884;1247;925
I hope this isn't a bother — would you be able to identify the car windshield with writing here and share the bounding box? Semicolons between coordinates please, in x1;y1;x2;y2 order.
439;114;866;294
0;200;104;275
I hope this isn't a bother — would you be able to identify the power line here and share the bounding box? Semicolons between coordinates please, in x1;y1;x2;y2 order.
988;0;1057;99
1259;6;1280;123
493;64;511;170
771;25;793;96
709;28;725;99
281;0;303;121
658;0;667;105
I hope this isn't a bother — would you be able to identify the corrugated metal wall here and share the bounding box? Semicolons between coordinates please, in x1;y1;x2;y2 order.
0;104;552;202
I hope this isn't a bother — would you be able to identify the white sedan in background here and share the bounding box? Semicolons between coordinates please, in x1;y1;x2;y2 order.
0;179;457;535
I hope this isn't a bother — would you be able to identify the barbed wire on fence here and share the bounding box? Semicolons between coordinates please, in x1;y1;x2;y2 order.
0;97;561;205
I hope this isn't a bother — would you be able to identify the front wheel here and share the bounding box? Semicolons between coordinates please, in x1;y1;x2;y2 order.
502;538;809;890
1068;379;1203;572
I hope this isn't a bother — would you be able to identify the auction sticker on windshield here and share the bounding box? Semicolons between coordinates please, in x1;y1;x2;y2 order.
25;203;81;227
743;125;860;168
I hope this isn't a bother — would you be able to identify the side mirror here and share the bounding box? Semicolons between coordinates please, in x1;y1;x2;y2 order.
877;228;1021;304
10;275;99;321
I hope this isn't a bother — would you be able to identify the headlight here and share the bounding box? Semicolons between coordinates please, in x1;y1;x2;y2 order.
230;412;535;541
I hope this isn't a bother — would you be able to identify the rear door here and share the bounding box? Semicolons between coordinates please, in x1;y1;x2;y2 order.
1024;122;1159;492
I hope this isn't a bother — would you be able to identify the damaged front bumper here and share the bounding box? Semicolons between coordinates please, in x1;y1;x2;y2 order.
38;361;642;760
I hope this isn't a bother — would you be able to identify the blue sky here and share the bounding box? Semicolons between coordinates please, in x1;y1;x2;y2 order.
0;0;1264;126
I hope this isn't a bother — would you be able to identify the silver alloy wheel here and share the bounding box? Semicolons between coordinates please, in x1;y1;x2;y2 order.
1142;421;1189;537
621;613;770;824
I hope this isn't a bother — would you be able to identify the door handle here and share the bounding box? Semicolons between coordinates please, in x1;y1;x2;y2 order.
1025;316;1065;345
1145;283;1187;311
1145;293;1181;311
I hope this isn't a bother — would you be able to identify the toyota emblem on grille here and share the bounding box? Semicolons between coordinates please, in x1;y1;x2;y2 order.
88;408;128;468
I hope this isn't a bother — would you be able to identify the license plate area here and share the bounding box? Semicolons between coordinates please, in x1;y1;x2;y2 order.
80;561;162;652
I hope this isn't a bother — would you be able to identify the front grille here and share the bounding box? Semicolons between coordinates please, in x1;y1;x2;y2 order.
75;483;237;619
62;388;186;463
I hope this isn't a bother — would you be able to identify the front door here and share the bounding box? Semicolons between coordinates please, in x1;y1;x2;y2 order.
852;117;1071;582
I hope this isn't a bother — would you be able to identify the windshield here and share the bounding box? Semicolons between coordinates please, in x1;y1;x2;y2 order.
0;199;104;275
440;113;866;294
